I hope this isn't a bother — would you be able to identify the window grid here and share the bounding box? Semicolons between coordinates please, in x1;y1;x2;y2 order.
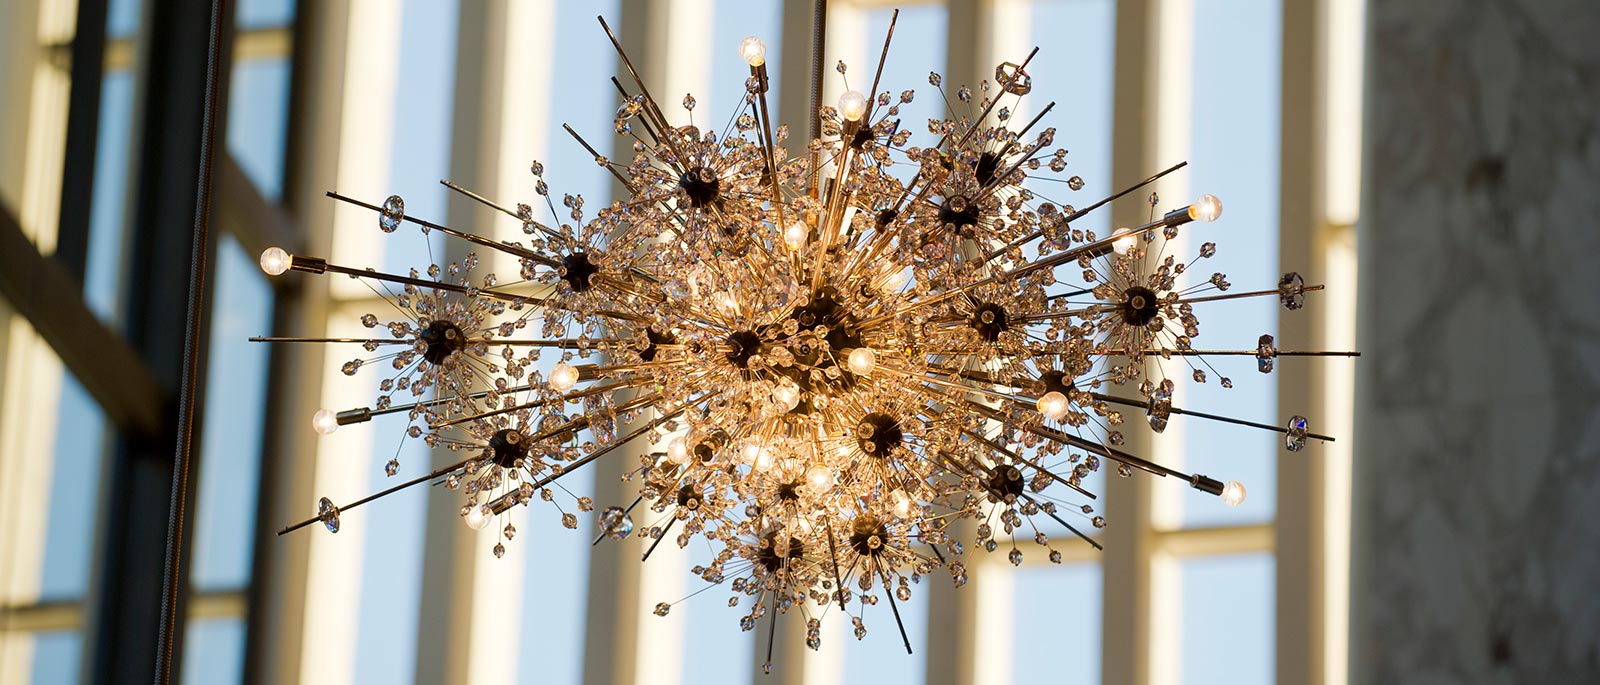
0;0;1358;682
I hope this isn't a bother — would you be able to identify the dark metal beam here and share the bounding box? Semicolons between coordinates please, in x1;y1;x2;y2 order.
80;0;233;680
0;203;165;435
53;0;111;281
217;153;300;261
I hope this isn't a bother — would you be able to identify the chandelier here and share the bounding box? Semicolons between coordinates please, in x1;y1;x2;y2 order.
257;8;1352;670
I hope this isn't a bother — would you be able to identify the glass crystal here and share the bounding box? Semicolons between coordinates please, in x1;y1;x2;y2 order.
599;506;634;540
1279;271;1306;310
317;497;340;533
379;195;404;233
1285;415;1309;452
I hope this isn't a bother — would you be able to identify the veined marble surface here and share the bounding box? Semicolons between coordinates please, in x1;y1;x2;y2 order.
1353;0;1600;682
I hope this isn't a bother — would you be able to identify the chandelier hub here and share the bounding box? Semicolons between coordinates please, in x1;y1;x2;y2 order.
488;428;528;468
856;413;904;457
1120;286;1161;326
938;195;980;231
969;302;1009;341
419;320;466;364
678;166;722;208
849;516;890;556
560;252;599;292
757;532;805;572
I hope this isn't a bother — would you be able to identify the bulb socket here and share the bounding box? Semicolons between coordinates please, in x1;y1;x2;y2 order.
290;255;327;274
1189;474;1225;496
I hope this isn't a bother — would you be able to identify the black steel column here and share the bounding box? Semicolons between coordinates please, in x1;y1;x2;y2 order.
80;0;233;682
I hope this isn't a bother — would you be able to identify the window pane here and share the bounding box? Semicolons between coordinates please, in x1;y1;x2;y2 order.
181;617;246;685
39;368;108;600
1029;0;1115;204
226;58;292;201
515;467;593;685
840;583;927;685
866;4;946;190
711;0;782;121
1013;563;1100;684
190;235;273;591
237;0;296;30
29;630;81;685
378;0;457;278
676;527;752;682
1027;0;1116;537
84;68;136;329
1176;0;1281;528
351;415;429;684
1178;553;1273;685
107;0;142;39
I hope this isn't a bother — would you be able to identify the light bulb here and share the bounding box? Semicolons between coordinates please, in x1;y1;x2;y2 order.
805;466;833;491
881;266;911;291
753;447;775;472
548;362;579;392
1035;391;1069;421
666;436;689;464
740;439;763;465
892;490;913;518
771;382;801;412
312;408;339;435
739;36;767;67
715;291;740;316
1112;229;1138;256
1189;193;1223;222
1221;480;1247;506
783;220;808;251
838;90;868;122
463;504;493;530
847;347;877;375
259;246;291;276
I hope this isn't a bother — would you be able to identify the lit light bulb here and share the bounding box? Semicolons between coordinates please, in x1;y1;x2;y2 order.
739;36;767;67
463;504;493;530
666;436;689;464
771;382;801;412
312;408;339;435
881;266;911;291
740;439;764;465
548;362;579;392
805;466;833;492
892;490;913;518
1221;480;1247;506
838;90;868;122
783;220;808;251
259;246;292;276
753;447;775;472
847;347;877;375
1112;229;1138;255
1035;391;1069;421
1189;193;1223;222
715;291;740;316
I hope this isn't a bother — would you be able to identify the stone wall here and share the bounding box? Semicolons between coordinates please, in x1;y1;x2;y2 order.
1352;0;1600;681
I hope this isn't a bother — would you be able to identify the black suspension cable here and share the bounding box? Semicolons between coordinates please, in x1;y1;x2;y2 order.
155;0;227;680
808;0;827;142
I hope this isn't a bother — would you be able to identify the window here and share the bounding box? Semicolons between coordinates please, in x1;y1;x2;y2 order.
0;0;1360;682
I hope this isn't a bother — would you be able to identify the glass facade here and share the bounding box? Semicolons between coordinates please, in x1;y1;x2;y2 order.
0;0;1356;682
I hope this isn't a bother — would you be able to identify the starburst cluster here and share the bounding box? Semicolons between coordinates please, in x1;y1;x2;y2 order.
263;17;1345;663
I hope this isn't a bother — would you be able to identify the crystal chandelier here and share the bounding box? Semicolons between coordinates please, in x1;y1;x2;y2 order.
259;8;1353;669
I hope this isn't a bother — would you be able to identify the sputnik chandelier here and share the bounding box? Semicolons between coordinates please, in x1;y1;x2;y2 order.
258;7;1353;670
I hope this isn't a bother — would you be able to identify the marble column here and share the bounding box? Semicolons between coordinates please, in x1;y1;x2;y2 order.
1352;0;1600;682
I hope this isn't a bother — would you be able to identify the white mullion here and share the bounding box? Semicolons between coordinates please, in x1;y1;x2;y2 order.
1275;0;1340;682
297;2;403;683
1102;0;1163;683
